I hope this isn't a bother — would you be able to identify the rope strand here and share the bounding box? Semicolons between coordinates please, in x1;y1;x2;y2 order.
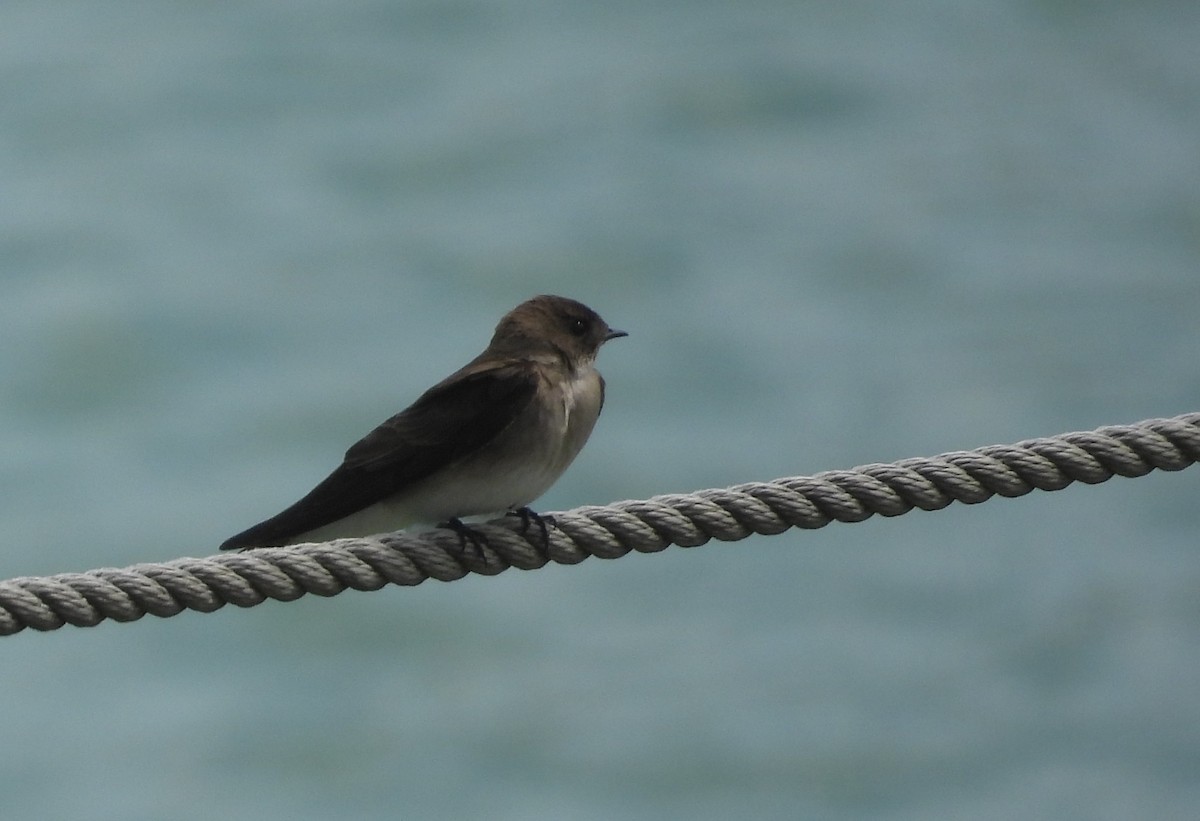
3;412;1198;636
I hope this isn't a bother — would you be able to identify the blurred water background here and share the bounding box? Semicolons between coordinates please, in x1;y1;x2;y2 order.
2;1;1199;818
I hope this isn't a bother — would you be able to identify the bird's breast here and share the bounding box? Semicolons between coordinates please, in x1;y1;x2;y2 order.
555;366;603;458
379;365;604;525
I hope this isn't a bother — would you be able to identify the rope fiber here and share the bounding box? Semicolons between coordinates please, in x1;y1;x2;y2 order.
2;412;1198;636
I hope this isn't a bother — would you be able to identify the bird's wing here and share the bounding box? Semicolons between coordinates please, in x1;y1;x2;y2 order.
219;359;539;549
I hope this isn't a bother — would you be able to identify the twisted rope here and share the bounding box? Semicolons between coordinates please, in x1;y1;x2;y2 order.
3;412;1198;636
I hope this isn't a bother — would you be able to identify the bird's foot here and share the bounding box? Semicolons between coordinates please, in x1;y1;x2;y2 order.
507;506;555;554
439;517;490;562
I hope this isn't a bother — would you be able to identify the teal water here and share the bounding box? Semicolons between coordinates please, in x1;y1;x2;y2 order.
3;1;1199;819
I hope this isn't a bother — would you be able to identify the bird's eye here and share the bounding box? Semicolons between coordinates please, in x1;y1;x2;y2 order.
568;317;588;336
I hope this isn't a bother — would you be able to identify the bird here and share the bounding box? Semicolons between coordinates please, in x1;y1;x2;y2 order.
220;295;626;550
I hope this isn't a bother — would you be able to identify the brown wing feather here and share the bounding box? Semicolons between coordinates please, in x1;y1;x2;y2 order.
220;360;538;549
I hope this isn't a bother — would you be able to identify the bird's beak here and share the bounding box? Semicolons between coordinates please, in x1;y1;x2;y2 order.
604;328;628;342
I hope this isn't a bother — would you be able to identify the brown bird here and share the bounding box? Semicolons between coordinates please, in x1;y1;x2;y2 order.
221;295;626;550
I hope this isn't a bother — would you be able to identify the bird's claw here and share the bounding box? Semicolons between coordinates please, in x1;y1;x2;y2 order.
439;517;490;562
507;506;555;554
